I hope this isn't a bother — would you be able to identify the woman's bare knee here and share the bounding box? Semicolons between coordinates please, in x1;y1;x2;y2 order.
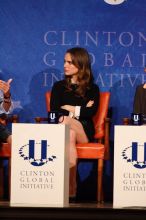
60;116;88;143
70;129;76;142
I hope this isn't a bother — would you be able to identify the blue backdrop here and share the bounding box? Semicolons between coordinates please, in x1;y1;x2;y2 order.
0;0;146;201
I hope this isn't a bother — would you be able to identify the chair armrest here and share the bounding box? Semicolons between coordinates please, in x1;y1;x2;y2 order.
35;117;48;123
96;117;110;160
0;143;11;158
104;117;110;160
0;114;19;125
123;117;130;125
8;114;19;123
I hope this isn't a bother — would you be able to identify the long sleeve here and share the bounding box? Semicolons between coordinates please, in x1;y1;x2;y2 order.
79;84;100;118
50;81;69;115
50;80;100;118
133;86;141;114
50;82;62;111
133;84;146;115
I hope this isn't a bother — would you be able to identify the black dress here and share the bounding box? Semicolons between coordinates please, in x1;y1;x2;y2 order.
133;84;146;114
50;80;100;141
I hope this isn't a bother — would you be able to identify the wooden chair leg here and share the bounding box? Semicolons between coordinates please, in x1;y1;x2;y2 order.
97;159;104;203
0;160;4;199
8;158;11;200
69;165;77;198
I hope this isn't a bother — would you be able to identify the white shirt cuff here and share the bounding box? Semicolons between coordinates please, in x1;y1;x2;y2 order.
74;106;81;119
69;111;74;118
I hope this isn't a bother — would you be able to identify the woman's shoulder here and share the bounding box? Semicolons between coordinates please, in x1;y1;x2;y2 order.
86;83;100;97
52;80;66;89
136;83;145;91
89;83;100;92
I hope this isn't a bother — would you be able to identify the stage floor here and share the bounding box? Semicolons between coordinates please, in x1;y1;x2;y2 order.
0;200;146;220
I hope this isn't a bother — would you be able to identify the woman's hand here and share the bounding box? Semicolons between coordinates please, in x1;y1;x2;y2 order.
61;100;94;113
86;100;94;107
61;105;75;113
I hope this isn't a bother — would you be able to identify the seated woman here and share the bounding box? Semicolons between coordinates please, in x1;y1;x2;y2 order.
133;83;146;114
132;83;146;124
50;47;100;198
0;79;13;145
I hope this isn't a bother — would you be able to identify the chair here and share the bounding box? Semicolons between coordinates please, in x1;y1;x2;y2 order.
76;92;110;203
0;114;19;199
35;91;111;203
123;117;130;125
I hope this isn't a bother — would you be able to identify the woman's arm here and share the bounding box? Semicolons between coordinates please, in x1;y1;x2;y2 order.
61;84;100;119
50;82;62;111
50;81;69;115
61;100;94;115
79;84;100;118
133;85;142;114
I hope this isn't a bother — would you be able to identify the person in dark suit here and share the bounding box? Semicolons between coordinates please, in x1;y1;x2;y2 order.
50;47;100;198
0;78;13;144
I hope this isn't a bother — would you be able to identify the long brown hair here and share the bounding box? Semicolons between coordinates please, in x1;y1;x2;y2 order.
65;47;94;97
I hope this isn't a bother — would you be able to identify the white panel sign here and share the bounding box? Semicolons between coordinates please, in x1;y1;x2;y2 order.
10;123;69;207
114;125;146;208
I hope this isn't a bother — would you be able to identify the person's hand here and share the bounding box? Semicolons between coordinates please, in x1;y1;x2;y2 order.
86;100;94;107
61;105;75;113
0;78;13;96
